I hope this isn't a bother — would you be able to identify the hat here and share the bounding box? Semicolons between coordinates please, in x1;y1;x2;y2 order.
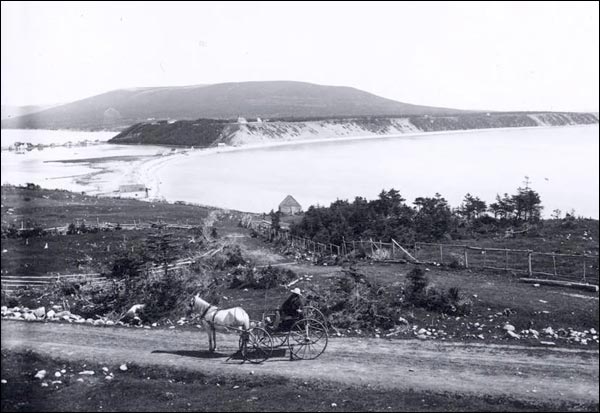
291;287;302;295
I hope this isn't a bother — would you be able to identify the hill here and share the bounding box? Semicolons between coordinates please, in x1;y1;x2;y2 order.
0;81;465;131
109;112;599;147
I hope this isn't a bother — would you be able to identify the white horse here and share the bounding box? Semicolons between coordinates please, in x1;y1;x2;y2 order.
188;294;250;352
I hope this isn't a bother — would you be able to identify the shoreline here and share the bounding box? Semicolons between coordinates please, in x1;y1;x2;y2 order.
1;123;598;217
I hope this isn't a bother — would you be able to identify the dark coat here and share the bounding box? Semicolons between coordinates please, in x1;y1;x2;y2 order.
280;293;304;317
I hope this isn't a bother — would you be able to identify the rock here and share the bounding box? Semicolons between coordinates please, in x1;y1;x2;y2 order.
417;334;427;340
74;319;86;324
46;310;56;319
417;328;427;335
54;372;61;378
76;378;84;383
507;331;520;339
124;304;145;319
78;371;95;375
398;317;409;325
85;319;94;324
51;381;62;385
1;379;6;384
24;313;36;321
105;376;114;380
41;382;48;387
119;364;128;371
533;283;540;287
1;306;7;315
543;327;554;335
590;328;597;335
60;369;66;374
102;367;109;373
11;312;22;319
33;307;46;318
55;311;71;318
540;341;556;346
105;320;115;326
503;324;515;332
34;370;47;380
478;334;485;340
93;319;105;326
529;329;539;336
538;300;547;304
331;403;338;407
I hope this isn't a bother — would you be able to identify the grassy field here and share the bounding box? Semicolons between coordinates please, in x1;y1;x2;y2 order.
1;185;598;349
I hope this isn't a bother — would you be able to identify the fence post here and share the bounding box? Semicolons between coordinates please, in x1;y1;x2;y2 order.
552;253;557;276
528;251;533;276
414;243;419;260
505;249;509;271
582;256;586;283
370;238;375;256
483;249;487;268
439;244;443;264
464;247;469;269
392;241;396;258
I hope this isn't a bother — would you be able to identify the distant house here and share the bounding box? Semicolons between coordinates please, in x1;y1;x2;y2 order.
119;184;148;198
278;195;302;215
237;117;248;124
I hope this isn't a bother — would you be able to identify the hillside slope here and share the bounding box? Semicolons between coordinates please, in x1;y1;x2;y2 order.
1;81;464;131
109;112;599;147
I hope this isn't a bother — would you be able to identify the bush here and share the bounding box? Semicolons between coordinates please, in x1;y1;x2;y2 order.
229;265;296;290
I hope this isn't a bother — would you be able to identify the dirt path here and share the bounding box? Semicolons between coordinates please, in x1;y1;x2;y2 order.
2;321;598;405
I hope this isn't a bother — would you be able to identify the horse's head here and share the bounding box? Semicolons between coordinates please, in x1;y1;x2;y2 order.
187;294;209;317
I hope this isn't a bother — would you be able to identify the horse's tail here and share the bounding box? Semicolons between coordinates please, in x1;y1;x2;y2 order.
241;308;250;331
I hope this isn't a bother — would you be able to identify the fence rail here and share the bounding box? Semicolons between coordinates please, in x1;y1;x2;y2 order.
413;242;599;285
243;216;599;286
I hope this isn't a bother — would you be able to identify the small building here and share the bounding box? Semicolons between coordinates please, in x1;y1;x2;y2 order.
119;184;148;198
278;195;302;215
237;117;248;124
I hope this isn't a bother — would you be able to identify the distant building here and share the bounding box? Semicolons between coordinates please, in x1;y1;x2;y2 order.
256;117;263;123
237;117;248;124
119;184;148;198
217;142;228;147
278;195;302;215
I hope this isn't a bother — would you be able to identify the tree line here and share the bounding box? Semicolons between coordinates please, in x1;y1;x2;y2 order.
289;180;544;246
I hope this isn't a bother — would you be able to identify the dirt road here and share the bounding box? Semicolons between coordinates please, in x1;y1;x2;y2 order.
2;320;598;405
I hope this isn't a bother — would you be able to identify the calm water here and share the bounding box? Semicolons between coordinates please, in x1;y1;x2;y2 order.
155;125;600;217
1;126;599;218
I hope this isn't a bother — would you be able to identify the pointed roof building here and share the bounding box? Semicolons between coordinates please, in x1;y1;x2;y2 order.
279;195;302;215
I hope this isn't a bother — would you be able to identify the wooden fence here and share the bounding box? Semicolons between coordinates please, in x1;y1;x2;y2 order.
245;217;598;286
413;242;599;285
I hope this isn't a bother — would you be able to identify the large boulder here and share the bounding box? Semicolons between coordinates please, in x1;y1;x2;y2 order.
33;307;46;319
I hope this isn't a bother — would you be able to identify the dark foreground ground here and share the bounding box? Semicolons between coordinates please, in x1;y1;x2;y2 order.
1;348;597;413
1;321;598;412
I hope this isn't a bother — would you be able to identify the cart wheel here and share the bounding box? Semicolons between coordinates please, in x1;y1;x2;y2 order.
303;306;328;330
240;327;273;364
288;318;328;360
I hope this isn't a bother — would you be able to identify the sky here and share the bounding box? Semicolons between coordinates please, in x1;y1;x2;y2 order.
1;1;598;112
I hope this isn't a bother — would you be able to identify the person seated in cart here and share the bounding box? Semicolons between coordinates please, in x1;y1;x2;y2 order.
272;287;305;331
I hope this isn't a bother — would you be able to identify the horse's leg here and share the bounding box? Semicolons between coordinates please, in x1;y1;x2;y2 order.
212;327;217;352
204;322;213;352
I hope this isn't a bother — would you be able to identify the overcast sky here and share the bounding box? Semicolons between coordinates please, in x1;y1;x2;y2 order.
1;1;598;111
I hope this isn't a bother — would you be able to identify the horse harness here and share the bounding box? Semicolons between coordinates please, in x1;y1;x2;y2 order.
199;305;219;328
